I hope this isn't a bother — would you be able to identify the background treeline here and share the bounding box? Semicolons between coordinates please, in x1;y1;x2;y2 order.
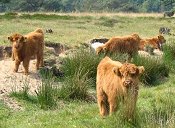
0;0;175;12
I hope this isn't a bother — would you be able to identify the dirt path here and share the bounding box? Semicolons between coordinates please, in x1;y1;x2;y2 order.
0;59;42;111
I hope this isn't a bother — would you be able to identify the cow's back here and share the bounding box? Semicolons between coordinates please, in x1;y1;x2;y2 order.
105;36;139;54
97;57;122;92
25;31;44;56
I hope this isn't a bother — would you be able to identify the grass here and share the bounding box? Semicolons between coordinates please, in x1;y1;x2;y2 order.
0;12;175;128
1;74;175;128
0;12;174;47
133;55;169;85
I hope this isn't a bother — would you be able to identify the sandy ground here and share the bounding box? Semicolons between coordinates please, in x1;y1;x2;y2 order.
0;59;42;110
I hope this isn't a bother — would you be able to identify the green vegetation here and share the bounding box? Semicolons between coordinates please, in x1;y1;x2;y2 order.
0;0;174;12
36;71;58;109
133;55;169;85
163;44;175;71
0;13;175;127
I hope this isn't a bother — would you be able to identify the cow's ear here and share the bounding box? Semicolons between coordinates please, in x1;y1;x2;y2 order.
96;46;103;55
158;35;163;40
158;35;161;39
8;36;12;41
23;37;27;43
20;36;27;43
113;67;121;76
138;66;145;74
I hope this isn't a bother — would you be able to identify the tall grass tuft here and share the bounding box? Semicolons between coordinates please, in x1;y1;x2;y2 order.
58;49;100;100
36;71;58;109
138;90;175;127
60;49;101;85
132;55;169;85
163;44;175;72
59;69;93;100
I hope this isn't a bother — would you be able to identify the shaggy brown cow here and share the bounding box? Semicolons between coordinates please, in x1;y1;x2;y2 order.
8;28;44;75
96;56;144;118
139;35;166;51
96;34;141;60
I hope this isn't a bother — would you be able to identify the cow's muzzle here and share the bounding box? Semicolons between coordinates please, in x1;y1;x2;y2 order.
124;80;133;88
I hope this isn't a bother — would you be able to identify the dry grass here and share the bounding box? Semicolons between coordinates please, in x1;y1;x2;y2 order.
0;12;164;18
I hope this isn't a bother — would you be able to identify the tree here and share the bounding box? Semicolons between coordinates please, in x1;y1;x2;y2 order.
0;0;10;4
25;0;45;11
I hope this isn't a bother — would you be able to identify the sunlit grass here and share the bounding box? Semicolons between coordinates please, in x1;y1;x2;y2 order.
1;13;175;128
1;12;174;47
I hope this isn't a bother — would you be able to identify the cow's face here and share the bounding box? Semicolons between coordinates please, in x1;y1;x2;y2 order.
8;34;27;51
158;35;166;51
114;63;144;88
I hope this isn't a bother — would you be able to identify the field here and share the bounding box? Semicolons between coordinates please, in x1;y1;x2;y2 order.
0;12;175;128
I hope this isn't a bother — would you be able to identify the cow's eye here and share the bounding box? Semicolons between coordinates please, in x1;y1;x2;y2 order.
130;73;136;77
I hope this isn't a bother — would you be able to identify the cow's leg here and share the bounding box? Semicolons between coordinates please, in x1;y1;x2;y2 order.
108;97;117;115
97;93;108;117
23;58;30;75
36;52;44;70
39;54;44;67
13;60;20;72
36;54;41;70
11;51;15;61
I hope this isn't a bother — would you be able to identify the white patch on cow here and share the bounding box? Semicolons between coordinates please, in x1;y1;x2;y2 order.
153;49;163;56
90;42;104;52
138;50;151;57
138;49;163;59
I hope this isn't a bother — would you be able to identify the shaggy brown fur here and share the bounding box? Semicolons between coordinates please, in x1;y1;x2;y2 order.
139;35;166;51
8;28;44;75
96;34;141;60
96;56;144;118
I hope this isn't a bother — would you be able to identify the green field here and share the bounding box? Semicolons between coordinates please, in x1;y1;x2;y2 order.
0;13;175;128
1;13;175;46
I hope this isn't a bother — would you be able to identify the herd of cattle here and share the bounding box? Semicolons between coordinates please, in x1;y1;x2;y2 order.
90;33;166;117
90;33;166;59
7;28;167;118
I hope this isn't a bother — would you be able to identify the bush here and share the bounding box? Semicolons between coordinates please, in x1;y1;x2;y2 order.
132;55;169;86
58;49;99;100
163;44;175;71
60;49;101;86
59;69;93;100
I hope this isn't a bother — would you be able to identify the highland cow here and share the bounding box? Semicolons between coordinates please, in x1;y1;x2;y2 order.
139;35;166;51
8;28;44;75
96;34;141;60
96;56;144;118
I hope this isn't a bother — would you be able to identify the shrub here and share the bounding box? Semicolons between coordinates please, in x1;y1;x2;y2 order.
60;49;101;85
132;55;169;86
163;44;175;71
59;69;93;100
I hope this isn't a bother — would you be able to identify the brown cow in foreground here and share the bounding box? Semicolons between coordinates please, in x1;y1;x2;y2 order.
8;28;44;75
139;35;166;51
95;34;141;60
96;56;144;118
